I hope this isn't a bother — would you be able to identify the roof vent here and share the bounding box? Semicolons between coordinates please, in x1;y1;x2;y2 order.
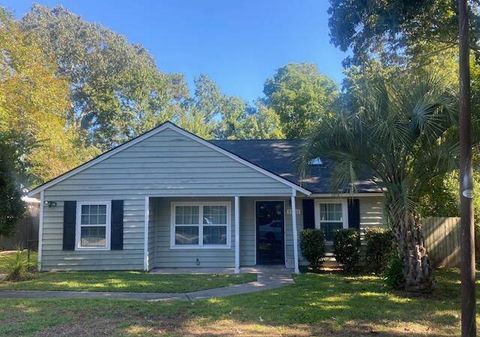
309;158;323;165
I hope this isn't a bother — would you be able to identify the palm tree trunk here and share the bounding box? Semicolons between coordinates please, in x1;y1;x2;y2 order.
390;208;433;292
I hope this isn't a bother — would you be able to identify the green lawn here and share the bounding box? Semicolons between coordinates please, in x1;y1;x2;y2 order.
0;271;257;293
0;269;473;337
0;251;256;293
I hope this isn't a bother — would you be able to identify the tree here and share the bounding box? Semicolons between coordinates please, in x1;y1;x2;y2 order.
0;134;25;236
0;7;95;185
264;63;339;139
179;74;284;140
301;76;457;292
239;102;284;139
21;5;188;150
328;0;480;67
216;99;284;140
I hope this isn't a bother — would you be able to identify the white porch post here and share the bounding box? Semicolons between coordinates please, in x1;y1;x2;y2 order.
291;189;300;274
38;191;44;272
234;196;240;273
144;196;149;271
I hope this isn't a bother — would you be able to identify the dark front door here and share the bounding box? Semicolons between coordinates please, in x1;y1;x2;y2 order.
256;201;285;265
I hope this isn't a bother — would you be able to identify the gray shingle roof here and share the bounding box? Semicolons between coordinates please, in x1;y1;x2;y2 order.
210;139;382;194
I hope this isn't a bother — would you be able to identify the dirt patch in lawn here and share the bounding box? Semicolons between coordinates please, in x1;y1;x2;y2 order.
35;316;122;337
120;318;455;337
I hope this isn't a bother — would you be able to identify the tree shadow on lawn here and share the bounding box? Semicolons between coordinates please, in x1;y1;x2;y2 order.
0;271;465;337
0;271;256;293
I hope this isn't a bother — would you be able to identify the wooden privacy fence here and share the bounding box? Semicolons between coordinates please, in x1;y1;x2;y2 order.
422;217;461;268
0;200;39;251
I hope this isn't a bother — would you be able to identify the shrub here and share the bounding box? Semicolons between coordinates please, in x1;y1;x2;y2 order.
4;249;35;281
333;229;361;273
365;227;395;274
300;229;326;271
384;255;405;290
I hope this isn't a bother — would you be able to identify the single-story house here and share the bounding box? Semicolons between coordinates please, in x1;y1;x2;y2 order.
28;122;385;273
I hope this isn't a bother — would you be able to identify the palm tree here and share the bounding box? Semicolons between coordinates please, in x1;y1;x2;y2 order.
301;76;457;292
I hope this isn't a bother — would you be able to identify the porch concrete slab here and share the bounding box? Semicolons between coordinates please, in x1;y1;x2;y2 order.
149;265;294;275
0;268;295;301
150;267;236;274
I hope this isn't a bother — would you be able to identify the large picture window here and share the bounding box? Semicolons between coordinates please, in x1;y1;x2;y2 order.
315;200;348;242
171;202;230;248
76;201;111;250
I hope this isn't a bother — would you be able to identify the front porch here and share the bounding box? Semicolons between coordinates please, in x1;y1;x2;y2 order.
144;194;301;273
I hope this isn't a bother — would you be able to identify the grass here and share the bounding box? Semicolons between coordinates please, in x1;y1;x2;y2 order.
0;250;37;274
0;250;255;293
0;269;473;337
0;271;257;293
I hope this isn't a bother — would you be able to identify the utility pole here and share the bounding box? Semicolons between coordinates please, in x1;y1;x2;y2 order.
458;1;476;336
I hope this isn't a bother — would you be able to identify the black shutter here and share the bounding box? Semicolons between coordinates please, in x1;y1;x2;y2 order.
348;199;360;230
63;201;76;250
111;200;124;250
302;199;315;229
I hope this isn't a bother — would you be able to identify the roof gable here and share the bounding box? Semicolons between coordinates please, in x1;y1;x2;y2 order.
28;122;310;197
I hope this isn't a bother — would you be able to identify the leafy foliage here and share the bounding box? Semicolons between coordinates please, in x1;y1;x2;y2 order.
365;227;395;274
300;229;326;271
0;8;96;185
4;249;35;282
180;74;284;140
328;0;480;67
333;229;361;273
0;136;25;236
384;255;406;290
263;63;339;138
302;75;457;291
21;5;188;150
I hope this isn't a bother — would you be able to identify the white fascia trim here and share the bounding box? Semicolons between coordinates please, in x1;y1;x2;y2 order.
27;122;311;197
309;193;384;198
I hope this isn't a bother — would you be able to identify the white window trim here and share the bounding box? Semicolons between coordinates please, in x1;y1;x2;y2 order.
75;200;112;251
170;201;231;249
314;199;349;243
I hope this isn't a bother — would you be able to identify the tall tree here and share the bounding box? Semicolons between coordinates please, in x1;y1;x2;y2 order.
0;7;94;185
328;0;480;67
264;63;339;139
329;0;478;328
21;5;188;150
180;74;284;140
239;102;284;139
302;76;457;292
178;75;222;138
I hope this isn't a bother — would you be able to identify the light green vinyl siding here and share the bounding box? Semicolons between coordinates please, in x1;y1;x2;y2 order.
360;196;385;228
40;128;292;271
41;199;145;271
150;197;235;268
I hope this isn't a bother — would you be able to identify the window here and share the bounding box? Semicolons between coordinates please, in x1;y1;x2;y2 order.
171;202;230;248
76;201;111;250
315;200;348;242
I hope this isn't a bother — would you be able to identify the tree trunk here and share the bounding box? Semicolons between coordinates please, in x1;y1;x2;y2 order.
390;208;433;293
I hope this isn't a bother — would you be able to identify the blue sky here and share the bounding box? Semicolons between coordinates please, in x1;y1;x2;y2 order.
3;0;347;102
